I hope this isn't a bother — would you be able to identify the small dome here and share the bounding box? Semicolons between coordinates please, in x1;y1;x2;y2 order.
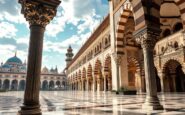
6;56;22;64
42;66;49;73
1;64;11;68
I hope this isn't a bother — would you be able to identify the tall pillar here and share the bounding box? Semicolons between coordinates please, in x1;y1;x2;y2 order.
93;74;96;91
112;53;122;92
103;73;108;91
86;78;89;91
158;72;165;93
134;27;163;110
18;0;60;114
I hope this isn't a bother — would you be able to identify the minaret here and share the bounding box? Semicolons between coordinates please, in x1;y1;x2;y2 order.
65;45;74;67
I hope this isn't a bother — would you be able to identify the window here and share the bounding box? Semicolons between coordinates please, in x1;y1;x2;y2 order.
173;23;183;33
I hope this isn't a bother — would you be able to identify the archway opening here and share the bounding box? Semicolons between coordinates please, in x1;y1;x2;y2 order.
49;81;54;90
56;81;61;89
42;80;48;90
11;80;18;90
104;56;112;91
163;60;185;92
3;79;10;90
19;80;25;91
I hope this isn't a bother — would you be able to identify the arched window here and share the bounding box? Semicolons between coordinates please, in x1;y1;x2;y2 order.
173;23;183;33
163;29;171;37
174;41;179;48
161;47;165;52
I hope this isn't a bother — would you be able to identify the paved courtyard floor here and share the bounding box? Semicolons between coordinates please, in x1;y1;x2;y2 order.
0;91;185;115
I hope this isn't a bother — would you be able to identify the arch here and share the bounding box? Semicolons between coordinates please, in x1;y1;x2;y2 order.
49;80;55;90
42;80;48;90
94;59;102;76
11;80;18;90
3;79;10;90
104;55;111;72
87;64;92;78
56;81;61;88
78;70;81;80
19;80;25;90
127;57;141;73
82;67;86;79
162;58;184;73
104;55;112;91
62;81;65;87
173;22;183;33
162;59;185;92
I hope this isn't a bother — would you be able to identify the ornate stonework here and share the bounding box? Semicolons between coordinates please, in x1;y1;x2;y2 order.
112;52;122;65
19;0;57;27
134;27;161;49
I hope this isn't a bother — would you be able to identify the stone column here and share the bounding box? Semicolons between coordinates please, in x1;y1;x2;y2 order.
134;27;163;110
86;78;89;91
18;0;60;114
112;53;122;92
93;74;96;92
158;72;165;93
107;77;112;91
103;73;108;91
97;77;101;92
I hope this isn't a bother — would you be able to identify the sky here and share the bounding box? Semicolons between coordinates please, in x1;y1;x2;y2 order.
0;0;109;72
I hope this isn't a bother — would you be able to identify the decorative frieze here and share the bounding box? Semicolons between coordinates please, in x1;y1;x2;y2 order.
19;0;58;27
134;26;161;49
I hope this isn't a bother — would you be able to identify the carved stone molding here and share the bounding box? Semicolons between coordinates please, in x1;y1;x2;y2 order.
112;52;122;65
19;0;59;27
134;26;161;49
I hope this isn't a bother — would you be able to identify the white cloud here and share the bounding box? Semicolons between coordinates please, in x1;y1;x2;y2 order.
46;0;108;37
0;22;18;38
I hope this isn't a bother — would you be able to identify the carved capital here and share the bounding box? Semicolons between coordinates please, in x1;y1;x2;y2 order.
134;26;161;49
112;52;122;65
19;0;61;27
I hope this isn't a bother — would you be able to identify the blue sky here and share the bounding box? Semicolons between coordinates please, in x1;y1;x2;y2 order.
0;0;109;72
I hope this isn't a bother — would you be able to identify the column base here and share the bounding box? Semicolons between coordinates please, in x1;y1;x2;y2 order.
17;105;42;115
142;96;163;110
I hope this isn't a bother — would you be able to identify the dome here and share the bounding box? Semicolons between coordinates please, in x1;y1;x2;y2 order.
42;66;49;73
6;56;22;64
1;64;11;68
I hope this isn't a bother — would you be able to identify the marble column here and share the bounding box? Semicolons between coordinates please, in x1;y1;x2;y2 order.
86;78;89;91
93;74;96;91
134;27;163;110
103;73;108;91
112;53;122;92
18;0;60;114
158;72;165;93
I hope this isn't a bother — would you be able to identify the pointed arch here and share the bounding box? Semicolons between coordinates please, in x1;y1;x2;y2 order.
87;64;93;79
82;67;86;79
94;59;102;76
104;55;111;72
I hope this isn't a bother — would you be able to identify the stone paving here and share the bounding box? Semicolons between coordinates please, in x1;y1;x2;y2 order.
0;91;185;115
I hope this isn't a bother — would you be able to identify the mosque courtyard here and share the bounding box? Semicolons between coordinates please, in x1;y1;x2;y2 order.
0;91;184;115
